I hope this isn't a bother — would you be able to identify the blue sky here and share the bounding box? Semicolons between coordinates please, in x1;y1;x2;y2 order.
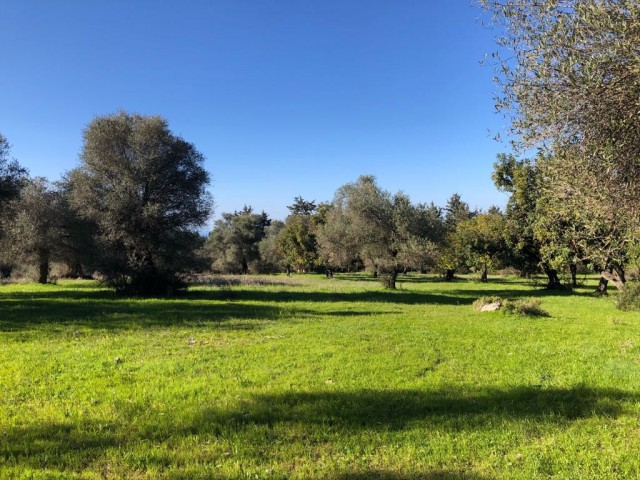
0;1;508;223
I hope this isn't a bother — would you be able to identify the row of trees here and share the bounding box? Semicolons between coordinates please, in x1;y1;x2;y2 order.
206;177;513;290
6;109;632;294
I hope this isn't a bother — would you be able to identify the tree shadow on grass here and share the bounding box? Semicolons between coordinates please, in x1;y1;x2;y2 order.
336;471;488;480
188;286;594;307
0;295;287;332
0;290;405;332
447;286;595;303
186;289;475;306
3;385;635;477
194;386;637;432
0;284;598;333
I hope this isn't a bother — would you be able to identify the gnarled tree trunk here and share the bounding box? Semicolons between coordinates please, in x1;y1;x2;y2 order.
544;268;562;289
38;250;50;284
601;268;625;290
570;263;577;288
445;269;455;281
383;270;398;289
480;263;488;283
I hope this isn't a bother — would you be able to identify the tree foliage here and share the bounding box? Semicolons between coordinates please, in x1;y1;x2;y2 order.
278;214;318;273
492;153;543;277
207;206;270;274
69;112;212;295
318;176;438;288
2;179;65;283
455;211;507;282
257;220;287;273
0;133;28;206
483;0;640;292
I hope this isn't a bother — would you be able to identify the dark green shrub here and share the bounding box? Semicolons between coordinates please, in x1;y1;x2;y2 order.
617;282;640;311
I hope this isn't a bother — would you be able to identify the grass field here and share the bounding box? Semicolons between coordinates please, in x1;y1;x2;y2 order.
1;274;639;479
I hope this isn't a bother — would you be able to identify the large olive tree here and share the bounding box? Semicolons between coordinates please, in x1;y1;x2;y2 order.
69;112;212;295
482;0;640;290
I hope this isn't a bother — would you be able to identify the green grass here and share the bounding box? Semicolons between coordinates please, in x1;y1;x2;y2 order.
1;274;639;479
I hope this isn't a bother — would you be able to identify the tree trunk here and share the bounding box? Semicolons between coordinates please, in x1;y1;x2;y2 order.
480;263;488;283
241;257;248;275
372;268;378;278
544;268;562;289
570;263;577;288
601;268;625;290
285;265;291;277
0;264;12;278
445;269;455;281
596;275;609;296
38;250;49;284
383;270;398;289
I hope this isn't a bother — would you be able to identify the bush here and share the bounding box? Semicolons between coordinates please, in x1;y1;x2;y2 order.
502;298;550;317
617;281;640;311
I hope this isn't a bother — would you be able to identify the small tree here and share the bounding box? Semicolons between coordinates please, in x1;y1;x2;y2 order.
277;214;318;274
69;112;212;295
438;193;475;280
206;206;270;274
257;220;287;273
320;176;438;289
4;179;65;283
455;211;507;282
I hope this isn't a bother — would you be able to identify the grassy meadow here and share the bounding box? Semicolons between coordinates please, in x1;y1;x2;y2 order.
1;274;639;479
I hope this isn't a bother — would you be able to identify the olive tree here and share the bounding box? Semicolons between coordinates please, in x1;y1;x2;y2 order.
206;206;270;274
455;211;507;282
319;176;438;289
257;220;287;273
69;112;212;295
482;0;640;290
2;178;65;283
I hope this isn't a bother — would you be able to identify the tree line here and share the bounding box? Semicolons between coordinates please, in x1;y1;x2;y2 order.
2;0;640;302
1;117;638;297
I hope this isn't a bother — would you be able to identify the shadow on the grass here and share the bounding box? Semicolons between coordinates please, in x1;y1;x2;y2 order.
336;471;488;480
0;290;408;332
0;295;286;331
0;277;600;331
199;386;636;431
3;386;634;476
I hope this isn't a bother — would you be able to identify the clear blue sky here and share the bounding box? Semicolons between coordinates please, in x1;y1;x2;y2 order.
0;0;508;224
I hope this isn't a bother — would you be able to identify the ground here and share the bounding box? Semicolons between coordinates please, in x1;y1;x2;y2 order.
0;274;639;479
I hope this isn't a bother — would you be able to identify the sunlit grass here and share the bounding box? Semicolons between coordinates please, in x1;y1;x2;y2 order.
1;274;639;478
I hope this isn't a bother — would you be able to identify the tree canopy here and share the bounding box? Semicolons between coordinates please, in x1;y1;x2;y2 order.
0;133;28;206
69;112;212;295
206;206;270;274
483;0;640;290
